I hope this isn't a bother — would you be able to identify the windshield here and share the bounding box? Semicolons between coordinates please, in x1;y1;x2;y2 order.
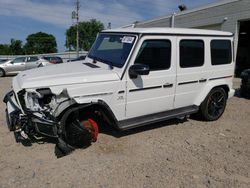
0;59;8;64
88;33;136;68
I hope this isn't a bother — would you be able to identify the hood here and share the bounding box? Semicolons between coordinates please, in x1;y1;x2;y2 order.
14;62;120;89
0;60;12;67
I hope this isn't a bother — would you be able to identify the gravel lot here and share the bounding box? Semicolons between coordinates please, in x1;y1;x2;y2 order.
0;77;250;188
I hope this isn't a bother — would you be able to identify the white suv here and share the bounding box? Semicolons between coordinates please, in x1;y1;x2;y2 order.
4;28;235;151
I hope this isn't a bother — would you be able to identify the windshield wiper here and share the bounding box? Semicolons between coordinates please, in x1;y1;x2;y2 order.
88;55;113;69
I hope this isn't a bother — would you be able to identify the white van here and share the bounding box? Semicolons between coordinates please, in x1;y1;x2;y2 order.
4;28;235;149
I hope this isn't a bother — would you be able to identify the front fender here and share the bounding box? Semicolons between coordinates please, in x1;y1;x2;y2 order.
59;99;119;130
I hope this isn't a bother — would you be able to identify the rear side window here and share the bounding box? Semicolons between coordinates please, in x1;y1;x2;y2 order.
211;40;232;65
27;56;38;62
180;40;204;68
43;57;51;61
135;40;171;71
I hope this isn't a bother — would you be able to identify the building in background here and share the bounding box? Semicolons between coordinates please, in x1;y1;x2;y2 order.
135;0;250;76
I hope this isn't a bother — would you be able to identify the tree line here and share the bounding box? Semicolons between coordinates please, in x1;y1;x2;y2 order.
0;19;104;55
0;32;57;55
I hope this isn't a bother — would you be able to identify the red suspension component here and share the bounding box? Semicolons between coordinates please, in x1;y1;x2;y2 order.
82;119;99;142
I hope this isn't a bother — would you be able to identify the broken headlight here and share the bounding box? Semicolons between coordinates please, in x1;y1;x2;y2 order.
25;92;42;111
24;88;54;112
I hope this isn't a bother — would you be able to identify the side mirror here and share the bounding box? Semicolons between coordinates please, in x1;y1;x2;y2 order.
129;64;150;79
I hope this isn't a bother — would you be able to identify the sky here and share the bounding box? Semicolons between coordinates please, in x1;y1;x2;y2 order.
0;0;219;52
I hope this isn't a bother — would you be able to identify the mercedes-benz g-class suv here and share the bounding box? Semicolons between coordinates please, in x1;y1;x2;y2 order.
4;28;235;151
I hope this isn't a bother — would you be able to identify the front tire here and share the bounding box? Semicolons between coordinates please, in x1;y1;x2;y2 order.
63;111;99;148
199;88;227;121
0;68;5;77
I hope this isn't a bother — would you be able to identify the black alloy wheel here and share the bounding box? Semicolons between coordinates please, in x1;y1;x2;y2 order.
200;88;227;121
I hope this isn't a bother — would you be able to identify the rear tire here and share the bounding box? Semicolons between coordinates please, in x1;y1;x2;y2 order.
199;88;227;121
0;68;5;77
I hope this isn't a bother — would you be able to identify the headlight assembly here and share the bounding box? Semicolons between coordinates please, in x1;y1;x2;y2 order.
25;92;41;111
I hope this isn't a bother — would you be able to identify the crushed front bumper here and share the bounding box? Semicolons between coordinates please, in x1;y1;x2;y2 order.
3;90;59;138
3;91;22;131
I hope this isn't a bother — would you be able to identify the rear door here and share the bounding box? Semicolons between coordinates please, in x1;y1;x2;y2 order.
174;37;208;108
25;56;40;70
125;36;177;119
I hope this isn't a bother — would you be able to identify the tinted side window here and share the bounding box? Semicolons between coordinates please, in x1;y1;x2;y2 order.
180;40;204;68
43;57;50;61
211;40;232;65
135;40;171;71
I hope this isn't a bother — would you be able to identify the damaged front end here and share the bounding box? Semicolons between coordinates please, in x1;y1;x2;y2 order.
3;89;61;140
3;87;100;156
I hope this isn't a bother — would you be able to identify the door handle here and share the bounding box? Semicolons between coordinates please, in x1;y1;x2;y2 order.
199;78;207;83
163;83;173;88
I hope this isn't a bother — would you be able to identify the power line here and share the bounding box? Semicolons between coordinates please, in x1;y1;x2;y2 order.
69;1;173;22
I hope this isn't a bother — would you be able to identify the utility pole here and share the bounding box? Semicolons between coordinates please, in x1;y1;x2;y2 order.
107;22;111;29
171;12;176;28
76;0;80;58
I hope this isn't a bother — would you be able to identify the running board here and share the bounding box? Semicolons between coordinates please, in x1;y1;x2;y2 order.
118;105;199;130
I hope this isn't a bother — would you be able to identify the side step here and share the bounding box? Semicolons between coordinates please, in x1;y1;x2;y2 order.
118;105;199;130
